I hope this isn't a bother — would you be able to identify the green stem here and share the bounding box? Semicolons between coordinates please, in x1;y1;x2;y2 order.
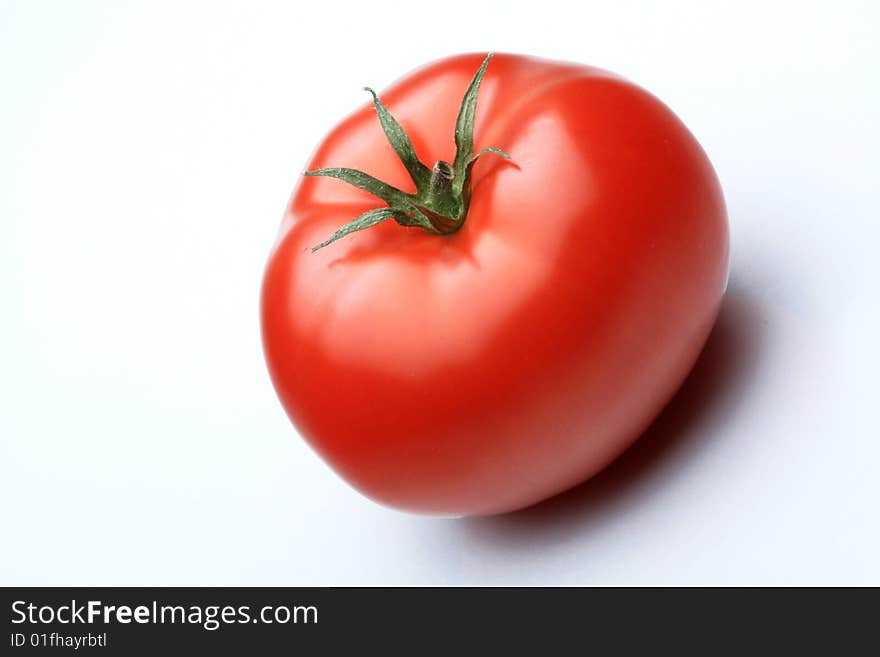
305;53;510;251
426;161;455;218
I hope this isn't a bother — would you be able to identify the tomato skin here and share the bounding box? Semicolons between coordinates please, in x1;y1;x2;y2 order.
261;53;728;515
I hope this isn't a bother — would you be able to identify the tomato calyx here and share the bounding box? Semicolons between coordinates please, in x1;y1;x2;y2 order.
305;54;510;251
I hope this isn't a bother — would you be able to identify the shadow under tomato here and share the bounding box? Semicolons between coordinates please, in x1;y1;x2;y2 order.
456;284;767;545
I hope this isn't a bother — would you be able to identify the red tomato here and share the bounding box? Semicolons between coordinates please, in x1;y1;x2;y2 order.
261;53;728;515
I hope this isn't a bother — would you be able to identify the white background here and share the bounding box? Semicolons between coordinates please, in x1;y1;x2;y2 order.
2;0;879;585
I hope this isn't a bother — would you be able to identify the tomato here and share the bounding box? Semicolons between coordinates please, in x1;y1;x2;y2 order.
261;53;728;516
